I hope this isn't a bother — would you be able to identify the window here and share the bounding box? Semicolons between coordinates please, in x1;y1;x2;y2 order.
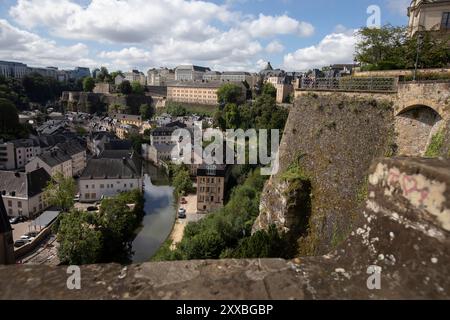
442;12;450;30
7;200;12;207
85;185;89;189
91;193;96;199
17;201;22;208
85;193;90;199
100;184;104;189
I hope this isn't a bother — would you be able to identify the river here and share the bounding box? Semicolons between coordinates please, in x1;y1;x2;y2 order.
131;163;175;263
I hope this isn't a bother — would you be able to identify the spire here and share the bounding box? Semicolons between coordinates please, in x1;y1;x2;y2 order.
265;62;273;71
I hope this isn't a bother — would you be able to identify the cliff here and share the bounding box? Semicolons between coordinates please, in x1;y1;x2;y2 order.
61;91;153;114
254;94;396;255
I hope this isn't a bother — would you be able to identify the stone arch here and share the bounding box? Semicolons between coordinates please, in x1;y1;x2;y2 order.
395;99;444;118
395;104;443;156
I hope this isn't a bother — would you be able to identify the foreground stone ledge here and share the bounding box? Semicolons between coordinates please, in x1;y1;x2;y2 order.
0;157;449;300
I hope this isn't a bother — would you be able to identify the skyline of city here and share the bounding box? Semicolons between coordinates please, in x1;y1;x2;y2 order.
0;0;410;72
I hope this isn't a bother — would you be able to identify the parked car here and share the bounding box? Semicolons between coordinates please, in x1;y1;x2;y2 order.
9;217;19;224
73;194;80;202
180;198;187;204
9;216;26;224
178;208;187;219
86;206;98;212
14;239;30;248
24;231;40;238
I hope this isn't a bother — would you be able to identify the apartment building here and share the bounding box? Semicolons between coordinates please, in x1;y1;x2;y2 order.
79;157;142;203
0;168;51;218
147;68;176;86
196;164;229;212
0;61;28;79
203;71;222;81
220;71;252;84
408;0;450;36
167;81;243;106
52;140;87;177
111;113;143;127
175;65;211;81
124;70;147;85
0;139;41;170
25;150;73;178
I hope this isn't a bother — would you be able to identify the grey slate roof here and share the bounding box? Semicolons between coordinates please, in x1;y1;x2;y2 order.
55;140;85;157
0;168;51;198
38;150;72;167
0;194;12;233
80;158;141;180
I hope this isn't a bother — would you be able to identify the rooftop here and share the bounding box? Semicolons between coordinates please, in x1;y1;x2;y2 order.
0;168;51;198
38;150;72;167
80;157;140;180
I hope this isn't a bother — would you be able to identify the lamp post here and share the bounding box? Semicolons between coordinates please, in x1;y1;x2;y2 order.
413;34;424;81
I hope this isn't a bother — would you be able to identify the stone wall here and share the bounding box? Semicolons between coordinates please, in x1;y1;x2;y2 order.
254;94;396;255
61;91;153;114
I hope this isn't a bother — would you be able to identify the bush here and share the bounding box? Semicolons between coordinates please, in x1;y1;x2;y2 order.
425;129;445;158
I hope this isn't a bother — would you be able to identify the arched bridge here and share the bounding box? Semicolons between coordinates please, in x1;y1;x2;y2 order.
295;80;450;156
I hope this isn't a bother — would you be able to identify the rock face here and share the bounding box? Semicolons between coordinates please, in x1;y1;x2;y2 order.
61;91;153;114
254;94;396;255
0;157;448;299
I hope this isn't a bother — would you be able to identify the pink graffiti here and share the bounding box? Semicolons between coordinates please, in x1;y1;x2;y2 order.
387;170;429;205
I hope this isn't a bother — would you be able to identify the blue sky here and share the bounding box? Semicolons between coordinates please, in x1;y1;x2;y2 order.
0;0;410;72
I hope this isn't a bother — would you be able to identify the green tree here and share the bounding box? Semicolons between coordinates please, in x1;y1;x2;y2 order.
166;102;187;116
224;103;241;129
140;103;154;120
44;172;76;212
172;166;193;196
109;71;124;83
118;80;132;95
217;83;243;105
97;67;110;82
57;210;103;265
0;98;19;135
83;77;95;92
131;81;145;95
213;109;226;130
356;25;450;70
261;83;277;98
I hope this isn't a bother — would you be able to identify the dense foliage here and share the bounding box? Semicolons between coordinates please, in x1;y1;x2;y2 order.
57;190;144;264
131;81;145;95
172;165;194;196
82;77;95;92
139;103;154;120
217;83;243;105
214;90;288;131
44;172;77;212
118;80;132;95
356;25;450;71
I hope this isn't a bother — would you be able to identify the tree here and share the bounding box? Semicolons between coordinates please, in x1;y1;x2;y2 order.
118;80;132;95
213;109;226;131
0;98;19;134
109;71;123;83
97;67;110;82
166;102;187;116
140;103;154;120
83;77;95;92
131;81;145;95
217;83;243;105
44;172;76;212
172;166;193;196
224;103;241;129
57;210;103;265
261;83;277;98
356;25;450;70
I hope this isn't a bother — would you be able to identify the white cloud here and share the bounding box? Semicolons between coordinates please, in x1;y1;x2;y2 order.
243;14;314;38
283;30;358;71
265;40;285;54
6;0;315;71
0;19;95;68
